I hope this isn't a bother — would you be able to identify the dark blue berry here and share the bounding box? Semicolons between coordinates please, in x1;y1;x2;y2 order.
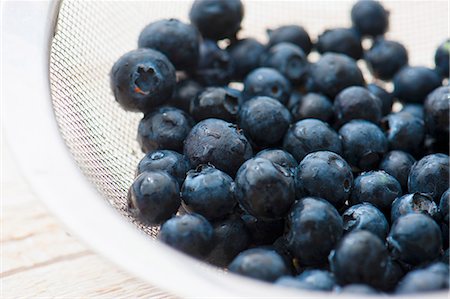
227;38;265;80
338;284;379;294
393;66;442;103
167;79;203;113
339;120;388;171
342;203;389;240
391;193;439;224
184;118;253;176
435;39;450;78
128;171;180;225
255;149;297;171
136;150;190;185
138;106;193;153
261;42;308;84
229;248;289;282
367;83;394;116
401;103;424;119
158;213;214;259
110;48;176;113
387;213;442;265
189;0;243;41
381;111;425;153
316;28;363;60
181;165;236;220
350;170;402;210
396;262;449;294
243;68;292;105
286;197;343;266
235;157;295;220
329;230;388;286
424;86;450;142
379;150;416;191
275;270;336;291
351;0;389;37
408;154;449;202
267;25;312;55
334;86;383;125
194;40;234;86
365;39;408;80
290;93;334;123
238;96;291;147
190;87;239;122
138;19;200;71
311;53;365;98
283;119;342;162
295;151;353;208
240;213;285;246
206;215;250;267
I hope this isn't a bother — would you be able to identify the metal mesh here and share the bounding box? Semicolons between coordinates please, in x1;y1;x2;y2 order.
49;0;448;238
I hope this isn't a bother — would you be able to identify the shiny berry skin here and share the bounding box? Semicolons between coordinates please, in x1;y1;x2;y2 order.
255;149;297;171
290;92;334;123
342;203;389;240
158;213;214;259
393;66;442;104
190;87;239;122
286;197;343;266
235;157;295;220
381;112;425;153
295;151;353;208
424;86;450;141
351;0;389;37
110;48;176;113
243;67;292;105
379;150;416;191
128;171;180;225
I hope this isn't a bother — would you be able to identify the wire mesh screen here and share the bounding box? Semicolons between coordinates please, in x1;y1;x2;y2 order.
49;0;448;237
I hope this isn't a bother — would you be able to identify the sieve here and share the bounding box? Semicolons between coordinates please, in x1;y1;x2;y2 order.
2;0;448;297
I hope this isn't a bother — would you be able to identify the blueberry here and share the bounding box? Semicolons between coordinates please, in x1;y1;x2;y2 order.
311;53;365;98
424;86;450;141
227;38;266;80
167;79;203;113
367;83;394;116
334;86;383;125
238;96;291;147
228;248;289;282
329;230;388;286
138;106;193;153
338;284;379;294
379;150;416;191
243;68;291;105
194;40;234;86
393;66;442;103
267;25;313;55
181;165;236;220
350;170;402;210
396;262;449;294
286;197;343;266
190;87;239;122
351;0;389;37
240;213;285;246
408;154;449;202
295;151;353;208
401;103;424;119
189;0;243;41
283;119;342;162
342;203;389;240
261;42;308;85
235;157;295;220
339;120;388;171
381;111;425;153
128;171;180;225
287;90;303;111
296;270;336;291
379;258;406;292
316;28;363;60
206;215;250;267
184;118;253;176
391;193;439;224
290;93;334;123
138;19;200;71
110;48;176;113
158;213;214;259
387;214;442;265
435;39;450;78
136;150;190;185
440;189;449;224
365;39;408;80
255;149;297;171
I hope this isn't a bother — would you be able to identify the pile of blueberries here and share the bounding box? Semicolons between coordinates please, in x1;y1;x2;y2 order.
110;0;450;295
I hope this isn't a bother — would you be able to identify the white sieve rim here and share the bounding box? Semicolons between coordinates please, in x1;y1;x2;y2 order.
1;1;448;298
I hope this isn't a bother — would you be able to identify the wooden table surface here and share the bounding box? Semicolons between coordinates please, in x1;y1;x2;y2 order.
1;142;175;298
